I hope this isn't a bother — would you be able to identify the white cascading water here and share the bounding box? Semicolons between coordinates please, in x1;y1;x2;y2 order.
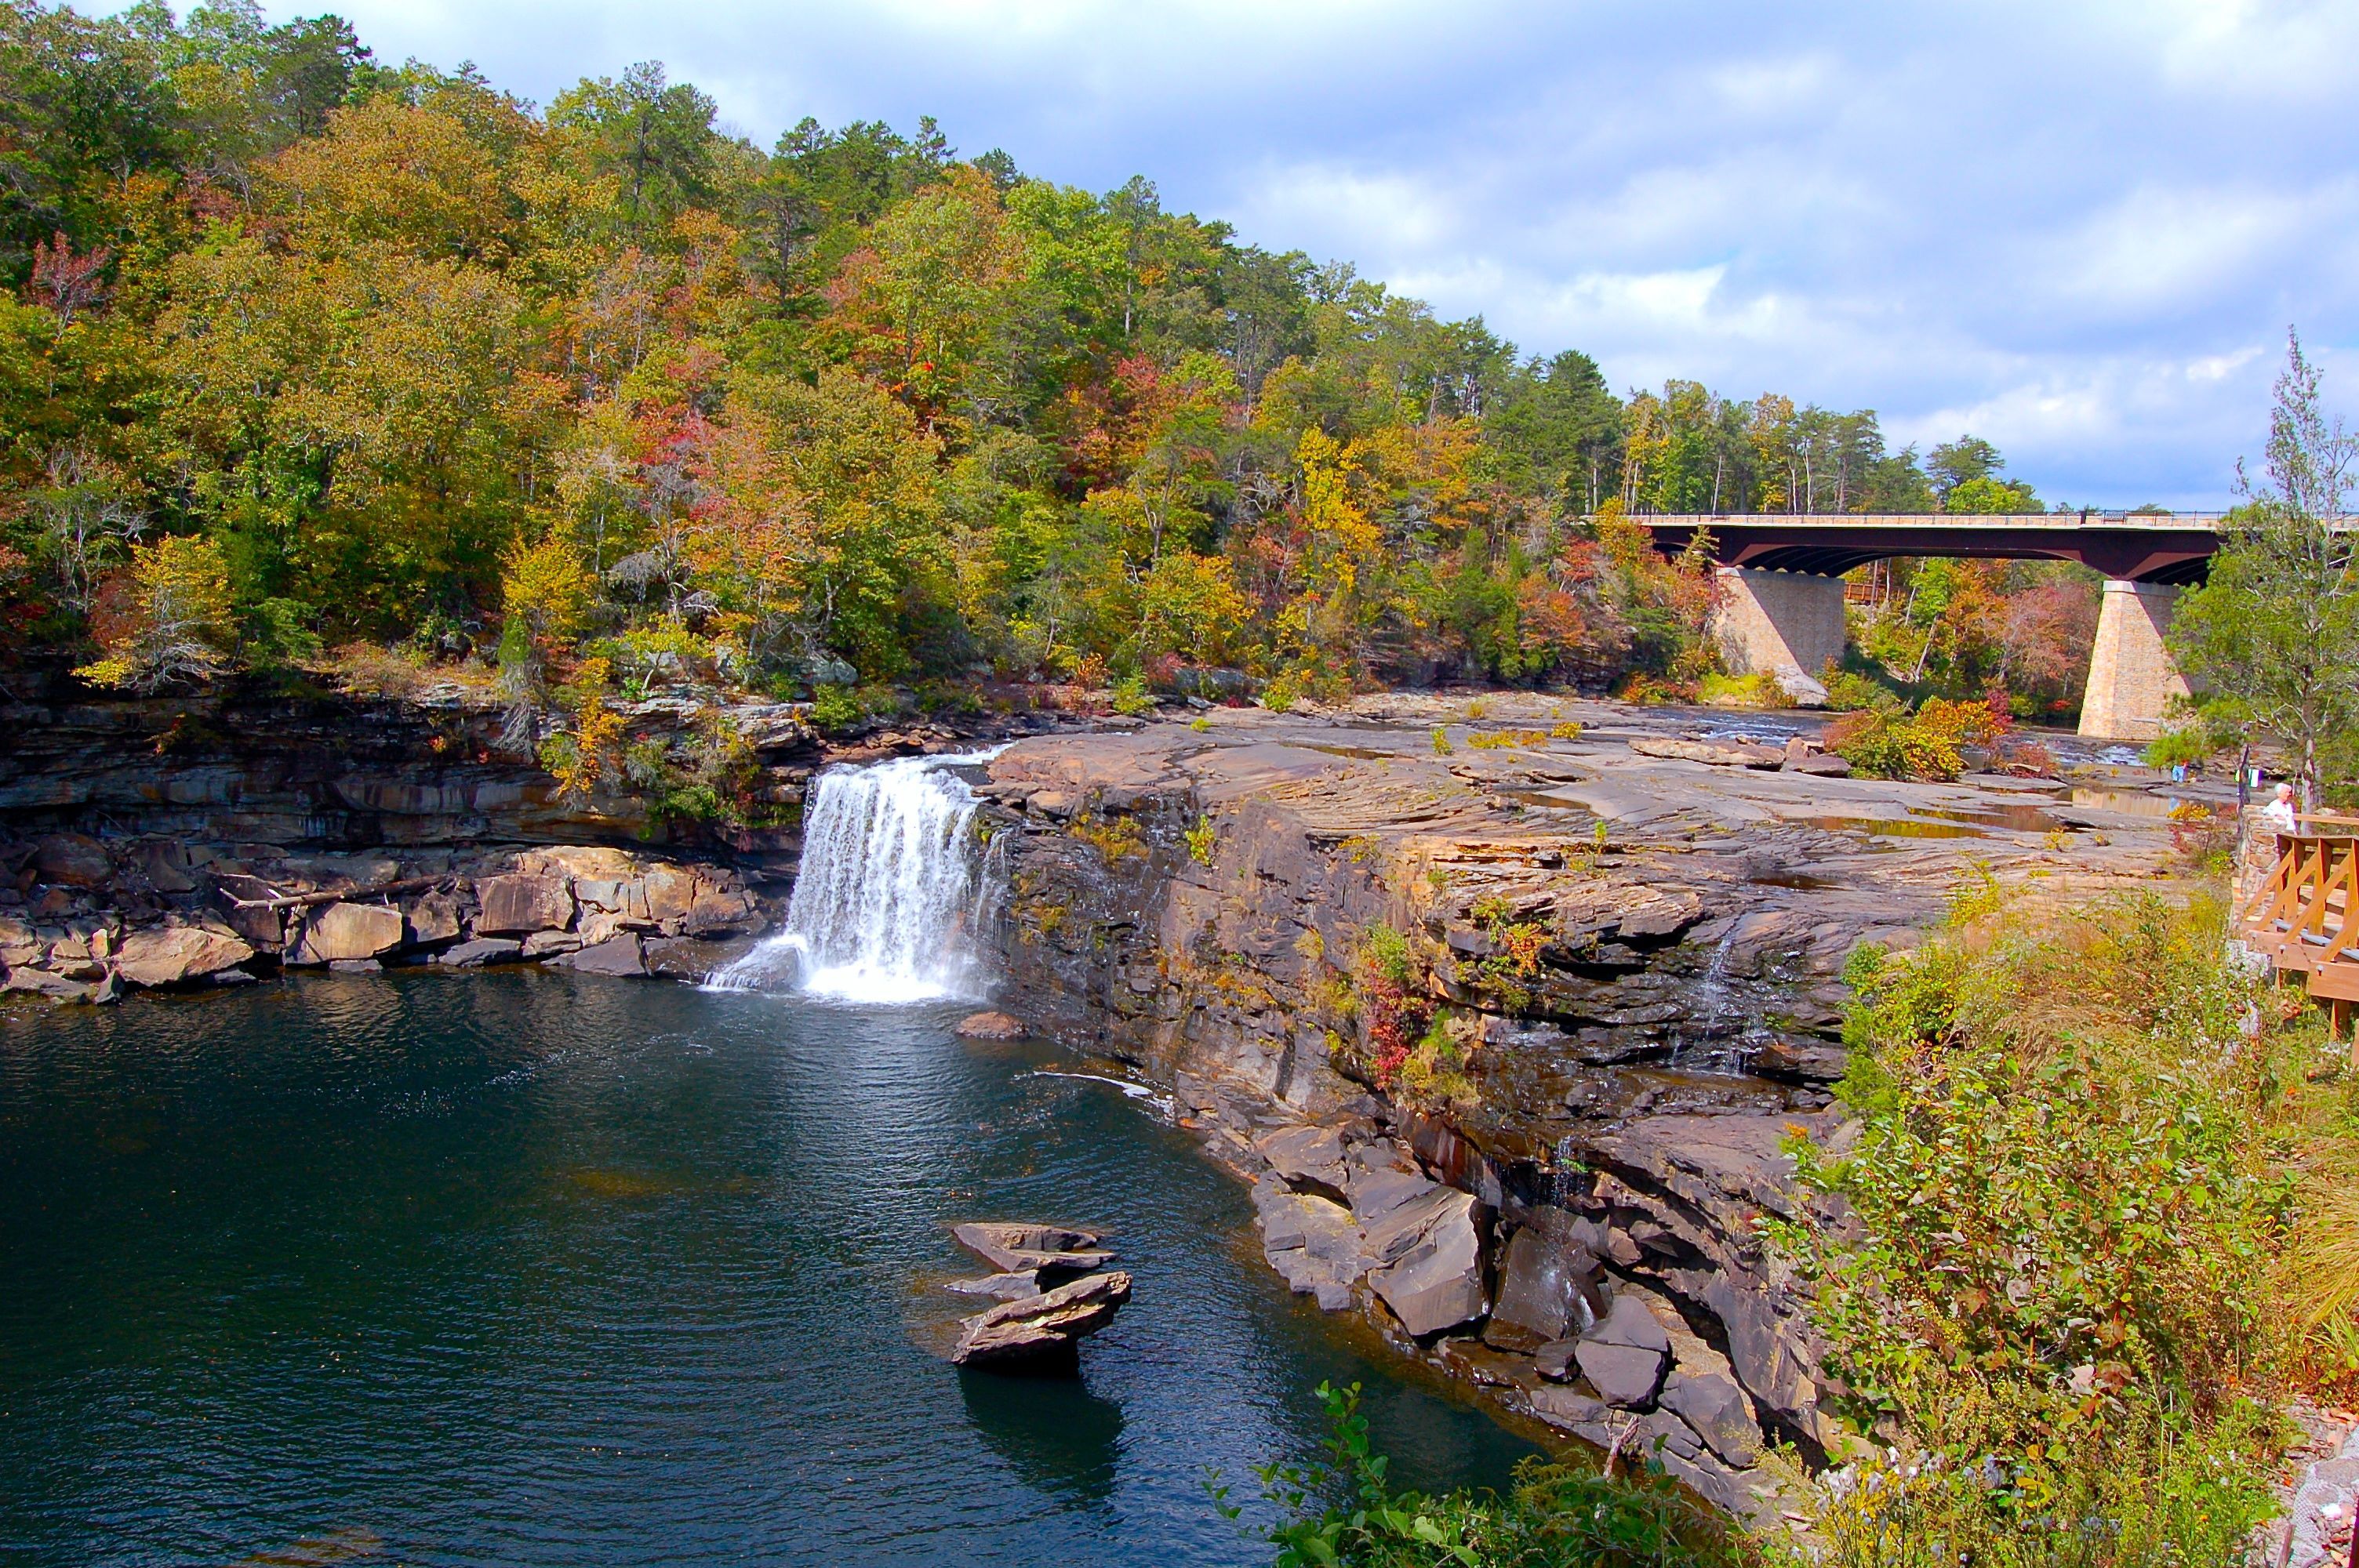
706;750;1003;1004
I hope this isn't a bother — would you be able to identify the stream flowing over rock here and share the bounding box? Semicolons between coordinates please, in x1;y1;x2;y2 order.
705;751;1001;1002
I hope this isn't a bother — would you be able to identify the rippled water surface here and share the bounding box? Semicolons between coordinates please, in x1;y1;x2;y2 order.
0;972;1531;1566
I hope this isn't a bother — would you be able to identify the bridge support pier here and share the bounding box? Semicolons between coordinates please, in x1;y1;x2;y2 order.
1710;567;1845;706
2077;579;2190;741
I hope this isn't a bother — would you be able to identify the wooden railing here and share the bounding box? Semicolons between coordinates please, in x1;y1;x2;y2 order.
2241;818;2359;1051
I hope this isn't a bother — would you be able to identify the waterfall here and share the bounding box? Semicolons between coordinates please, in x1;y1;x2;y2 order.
707;749;1003;1004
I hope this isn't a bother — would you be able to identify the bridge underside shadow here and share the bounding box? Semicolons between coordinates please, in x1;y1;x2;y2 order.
1648;516;2219;742
1707;566;2190;740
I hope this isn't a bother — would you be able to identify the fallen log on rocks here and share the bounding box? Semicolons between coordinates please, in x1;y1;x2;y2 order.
951;1270;1132;1370
214;873;449;912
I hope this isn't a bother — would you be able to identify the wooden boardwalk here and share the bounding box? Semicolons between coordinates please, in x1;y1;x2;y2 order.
2241;815;2359;1050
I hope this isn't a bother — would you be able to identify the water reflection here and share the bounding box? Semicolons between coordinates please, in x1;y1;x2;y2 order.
959;1367;1128;1505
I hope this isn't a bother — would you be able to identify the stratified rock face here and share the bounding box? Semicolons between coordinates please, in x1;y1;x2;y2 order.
1662;1371;1764;1467
289;902;405;964
475;874;575;936
111;924;254;988
951;1269;1133;1368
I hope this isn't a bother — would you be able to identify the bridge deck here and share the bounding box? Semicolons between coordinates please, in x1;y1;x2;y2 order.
1639;513;2226;583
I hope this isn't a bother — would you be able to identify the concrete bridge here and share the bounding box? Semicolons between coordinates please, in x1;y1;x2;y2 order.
1641;513;2230;739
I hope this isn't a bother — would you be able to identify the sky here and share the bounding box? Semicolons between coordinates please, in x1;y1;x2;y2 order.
216;0;2359;508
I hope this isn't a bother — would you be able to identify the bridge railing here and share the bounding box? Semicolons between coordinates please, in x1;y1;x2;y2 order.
2241;818;2359;1053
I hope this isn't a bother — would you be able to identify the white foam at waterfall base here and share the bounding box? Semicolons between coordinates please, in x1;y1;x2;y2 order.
706;749;1004;1004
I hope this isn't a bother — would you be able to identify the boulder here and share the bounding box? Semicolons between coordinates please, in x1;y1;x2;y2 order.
951;1221;1116;1278
1484;1225;1607;1351
1255;1181;1366;1311
951;1269;1132;1369
1435;1338;1541;1392
955;1011;1027;1040
1533;1338;1583;1382
402;891;463;946
5;968;91;1000
1574;1340;1667;1409
1347;1160;1438;1230
1629;737;1783;769
1528;1384;1608;1434
1659;1370;1763;1467
1360;1183;1461;1265
1369;1189;1486;1338
554;935;646;977
1255;1123;1349;1200
474;873;575;936
113;926;255;988
1589;1293;1674;1354
435;937;524;967
522;930;583;958
1791;753;1852;777
31;834;111;888
290;902;405;965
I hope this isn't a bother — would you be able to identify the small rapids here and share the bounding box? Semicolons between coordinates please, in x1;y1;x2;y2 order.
707;749;1003;1004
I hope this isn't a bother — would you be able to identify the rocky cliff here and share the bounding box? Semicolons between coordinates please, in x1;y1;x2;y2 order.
972;695;2202;1517
0;665;1081;1000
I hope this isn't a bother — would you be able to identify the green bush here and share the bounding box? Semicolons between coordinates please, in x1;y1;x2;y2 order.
1112;674;1154;715
1221;1382;1750;1568
2141;726;2213;769
808;684;863;735
1775;895;2298;1564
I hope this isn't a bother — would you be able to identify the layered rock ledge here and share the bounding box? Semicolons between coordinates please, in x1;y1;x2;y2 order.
970;692;2209;1516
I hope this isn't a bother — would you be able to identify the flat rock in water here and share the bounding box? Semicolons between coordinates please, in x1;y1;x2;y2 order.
436;937;523;967
943;1270;1041;1300
554;935;646;976
1629;737;1784;769
954;1011;1026;1039
951;1221;1115;1277
951;1269;1132;1369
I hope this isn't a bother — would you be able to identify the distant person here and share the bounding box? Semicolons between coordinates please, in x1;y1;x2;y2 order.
2262;782;2299;833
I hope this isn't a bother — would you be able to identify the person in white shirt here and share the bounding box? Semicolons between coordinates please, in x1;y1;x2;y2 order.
2261;781;2299;833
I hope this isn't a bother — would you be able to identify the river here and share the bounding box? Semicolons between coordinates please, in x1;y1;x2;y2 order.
0;965;1532;1565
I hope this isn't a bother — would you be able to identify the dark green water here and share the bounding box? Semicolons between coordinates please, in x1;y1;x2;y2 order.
0;971;1532;1566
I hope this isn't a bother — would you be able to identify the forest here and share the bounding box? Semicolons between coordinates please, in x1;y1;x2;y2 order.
2;1;2103;732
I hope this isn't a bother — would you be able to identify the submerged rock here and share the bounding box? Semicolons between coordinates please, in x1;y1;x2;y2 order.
943;1270;1042;1300
954;1011;1027;1040
951;1269;1133;1370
